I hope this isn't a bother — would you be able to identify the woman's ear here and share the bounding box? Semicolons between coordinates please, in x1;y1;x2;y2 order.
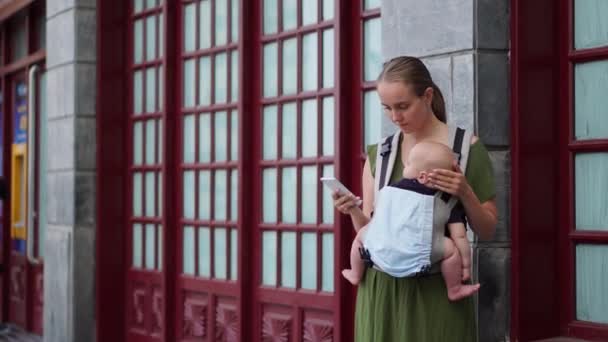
417;171;429;184
424;87;434;106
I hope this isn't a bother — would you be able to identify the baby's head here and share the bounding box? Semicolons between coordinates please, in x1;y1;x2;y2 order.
402;142;455;185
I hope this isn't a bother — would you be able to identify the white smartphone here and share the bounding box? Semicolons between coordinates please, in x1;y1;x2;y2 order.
320;177;363;206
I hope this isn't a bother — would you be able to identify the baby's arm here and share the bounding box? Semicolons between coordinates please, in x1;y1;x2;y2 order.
447;222;472;281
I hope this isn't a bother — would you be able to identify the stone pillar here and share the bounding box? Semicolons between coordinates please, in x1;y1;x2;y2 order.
380;0;510;340
44;0;96;341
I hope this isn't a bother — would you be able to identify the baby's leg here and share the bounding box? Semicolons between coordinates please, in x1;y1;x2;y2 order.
441;237;480;301
448;223;472;281
342;226;368;285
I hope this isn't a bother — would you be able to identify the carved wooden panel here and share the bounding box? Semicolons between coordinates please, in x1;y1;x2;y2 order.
151;287;163;335
130;284;147;331
303;318;333;342
215;302;238;341
183;292;208;339
261;312;292;342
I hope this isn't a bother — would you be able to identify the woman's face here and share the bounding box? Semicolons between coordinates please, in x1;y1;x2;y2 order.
377;81;433;134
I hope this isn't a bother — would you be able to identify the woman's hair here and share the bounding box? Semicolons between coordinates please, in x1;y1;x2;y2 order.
377;56;447;123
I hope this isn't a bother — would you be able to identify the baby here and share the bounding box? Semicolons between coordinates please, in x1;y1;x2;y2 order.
342;141;480;301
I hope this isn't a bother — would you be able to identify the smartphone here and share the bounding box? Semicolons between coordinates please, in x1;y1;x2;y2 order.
320;177;363;206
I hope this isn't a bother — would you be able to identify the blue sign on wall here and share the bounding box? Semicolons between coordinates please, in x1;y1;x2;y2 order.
14;83;27;144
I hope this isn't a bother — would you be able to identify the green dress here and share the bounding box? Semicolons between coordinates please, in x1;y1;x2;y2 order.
355;140;496;342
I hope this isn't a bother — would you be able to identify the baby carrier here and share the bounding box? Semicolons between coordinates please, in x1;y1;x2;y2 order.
361;126;473;277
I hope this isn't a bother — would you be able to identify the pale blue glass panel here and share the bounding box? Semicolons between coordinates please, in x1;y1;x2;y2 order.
364;18;382;82
146;16;157;61
158;66;164;110
200;0;212;49
263;0;278;34
215;0;228;46
231;51;239;102
264;43;278;97
198;227;211;277
364;90;382;148
199;113;212;162
323;0;334;20
576;244;608;324
159;14;164;57
145;120;156;164
146;68;156;113
302;33;318;91
263;169;278;223
322;233;334;292
134;71;143;114
282;38;298;95
199;171;211;220
134;19;144;63
158;120;163;162
215;170;228;221
574;0;608;50
281;232;296;288
145;172;155;217
145;224;156;269
183;226;195;275
183;115;195;163
184;4;196;52
158;173;162;216
575;153;608;231
199;56;212;106
302;0;318;26
262;231;277;286
230;229;238;280
215;52;228;103
364;0;380;10
302;99;318;157
214;228;228;279
231;169;238;220
281;167;297;223
263;105;278;160
133;224;143;268
322;97;334;156
282;102;297;159
145;0;157;9
301;232;317;289
133;173;142;216
231;0;239;42
575;61;608;140
301;166;317;224
230;111;239;160
183;59;195;107
283;0;297;31
134;0;144;13
157;225;162;270
322;165;334;224
134;122;143;165
322;29;334;88
183;171;195;219
215;111;228;161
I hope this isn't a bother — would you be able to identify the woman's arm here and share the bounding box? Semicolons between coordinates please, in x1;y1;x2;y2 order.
459;190;498;241
332;158;373;232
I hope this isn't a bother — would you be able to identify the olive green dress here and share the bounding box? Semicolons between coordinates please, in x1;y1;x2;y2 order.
355;140;496;342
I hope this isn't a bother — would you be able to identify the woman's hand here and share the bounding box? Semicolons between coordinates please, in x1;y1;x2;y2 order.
332;191;361;215
427;160;473;199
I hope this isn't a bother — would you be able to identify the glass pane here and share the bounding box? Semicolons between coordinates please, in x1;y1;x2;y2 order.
302;99;318;157
146;16;157;61
282;38;298;95
301;166;317;224
200;0;212;49
183;59;195;107
322;29;334;88
214;228;228;279
133;224;143;268
200;56;212;105
281;232;296;288
145;172;155;217
183;226;195;275
322;97;334;156
574;0;608;50
231;111;239;160
158;173;163;216
322;233;334;292
231;0;239;42
322;165;334;224
215;0;228;46
230;229;238;280
158;119;163;162
145;120;156;164
183;115;195;163
281;167;297;223
145;224;156;269
134;71;143;114
134;122;143;165
364;0;380;10
215;53;228;103
364;90;382;148
263;169;278;223
134;0;144;13
184;4;196;52
215;170;228;221
263;105;278;160
157;225;163;270
133;173;142;216
575;61;608;140
263;0;278;34
576;244;608;324
302;33;318;91
231;51;239;102
364;18;382;81
183;171;195;219
262;231;277;286
146;68;157;113
199;171;211;220
159;14;164;58
264;43;278;98
301;232;317;289
302;0;318;26
215;111;228;161
199;227;211;277
199;113;212;162
231;169;238;220
575;153;608;231
146;0;157;9
158;66;164;110
134;19;144;63
282;102;297;159
283;0;297;31
323;0;334;20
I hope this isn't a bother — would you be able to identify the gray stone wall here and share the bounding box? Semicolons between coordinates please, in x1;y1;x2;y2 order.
44;0;97;341
380;0;510;341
